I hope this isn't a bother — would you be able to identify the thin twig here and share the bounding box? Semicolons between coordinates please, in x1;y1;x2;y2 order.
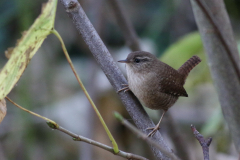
107;0;141;51
59;1;172;159
6;97;148;160
194;0;240;81
191;125;212;160
6;97;57;125
114;112;181;160
47;122;149;160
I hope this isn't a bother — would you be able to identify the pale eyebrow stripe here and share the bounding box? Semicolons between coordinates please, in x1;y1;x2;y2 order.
135;56;151;60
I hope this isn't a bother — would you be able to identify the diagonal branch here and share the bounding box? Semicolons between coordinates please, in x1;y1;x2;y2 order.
59;0;172;159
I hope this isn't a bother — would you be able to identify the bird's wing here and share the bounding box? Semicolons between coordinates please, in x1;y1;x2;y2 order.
159;79;188;97
158;69;188;97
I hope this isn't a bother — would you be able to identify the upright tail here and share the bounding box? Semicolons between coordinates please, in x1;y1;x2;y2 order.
178;56;201;80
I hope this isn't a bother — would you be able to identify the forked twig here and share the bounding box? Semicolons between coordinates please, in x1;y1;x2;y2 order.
191;125;212;160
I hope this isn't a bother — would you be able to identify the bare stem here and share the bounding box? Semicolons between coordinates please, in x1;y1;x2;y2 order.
6;97;57;126
47;122;148;160
6;97;147;160
191;125;212;160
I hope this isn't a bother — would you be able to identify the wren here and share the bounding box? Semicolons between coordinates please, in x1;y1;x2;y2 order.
118;51;201;137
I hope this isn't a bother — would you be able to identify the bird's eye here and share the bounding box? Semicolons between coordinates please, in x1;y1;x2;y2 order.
134;58;140;63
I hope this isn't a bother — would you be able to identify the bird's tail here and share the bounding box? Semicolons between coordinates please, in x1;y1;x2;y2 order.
178;56;201;80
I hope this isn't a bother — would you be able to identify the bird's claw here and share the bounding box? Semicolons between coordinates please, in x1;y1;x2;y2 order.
117;84;130;93
146;126;160;137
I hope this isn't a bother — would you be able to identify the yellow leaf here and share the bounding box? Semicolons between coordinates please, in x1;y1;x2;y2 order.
0;99;6;124
0;0;58;99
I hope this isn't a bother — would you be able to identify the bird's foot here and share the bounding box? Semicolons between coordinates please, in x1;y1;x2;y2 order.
117;84;130;93
146;126;160;137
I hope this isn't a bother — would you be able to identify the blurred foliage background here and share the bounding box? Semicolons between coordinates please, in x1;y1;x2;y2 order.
1;0;240;159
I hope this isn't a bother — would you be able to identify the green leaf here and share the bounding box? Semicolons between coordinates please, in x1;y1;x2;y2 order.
0;0;58;100
161;32;203;68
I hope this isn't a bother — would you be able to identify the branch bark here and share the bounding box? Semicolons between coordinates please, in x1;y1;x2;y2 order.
59;0;172;159
190;0;240;151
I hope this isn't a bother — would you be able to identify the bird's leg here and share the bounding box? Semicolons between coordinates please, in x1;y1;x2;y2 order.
146;111;166;137
117;84;130;93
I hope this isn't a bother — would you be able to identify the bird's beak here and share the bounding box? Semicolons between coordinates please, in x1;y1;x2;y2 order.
118;59;129;63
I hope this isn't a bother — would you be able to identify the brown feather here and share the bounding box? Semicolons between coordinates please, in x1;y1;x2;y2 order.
178;56;201;81
121;51;200;111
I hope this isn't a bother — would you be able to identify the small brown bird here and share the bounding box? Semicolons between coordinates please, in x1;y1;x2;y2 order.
118;51;201;137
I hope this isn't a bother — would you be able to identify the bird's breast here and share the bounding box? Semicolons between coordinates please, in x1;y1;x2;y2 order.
126;66;178;110
126;66;151;96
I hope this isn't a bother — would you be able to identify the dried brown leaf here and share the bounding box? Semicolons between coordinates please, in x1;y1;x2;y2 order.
0;99;7;123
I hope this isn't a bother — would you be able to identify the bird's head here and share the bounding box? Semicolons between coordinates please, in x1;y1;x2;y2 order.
118;51;158;73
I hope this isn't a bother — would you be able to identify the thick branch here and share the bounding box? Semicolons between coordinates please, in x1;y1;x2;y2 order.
47;122;148;160
194;0;240;79
59;0;172;159
191;125;212;160
190;0;240;151
107;0;141;51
